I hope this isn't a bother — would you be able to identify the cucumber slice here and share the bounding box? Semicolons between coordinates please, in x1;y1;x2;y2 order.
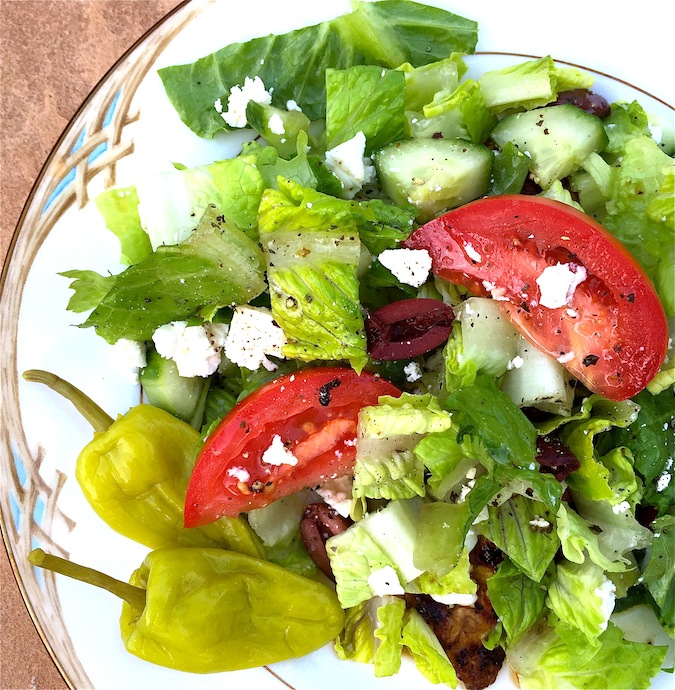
491;104;608;189
373;138;492;222
140;347;209;427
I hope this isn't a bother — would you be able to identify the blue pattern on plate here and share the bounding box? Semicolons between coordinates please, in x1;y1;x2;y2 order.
12;443;27;486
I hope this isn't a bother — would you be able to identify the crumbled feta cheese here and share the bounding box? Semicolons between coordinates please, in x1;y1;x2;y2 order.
529;516;551;529
267;112;285;135
536;263;587;309
152;321;226;378
657;472;672;492
368;566;405;596
213;97;223;114
612;501;631;514
463;242;482;263
286;99;302;112
507;355;524;370
378;248;432;287
220;76;272;128
316;475;354;518
557;351;575;364
223;306;287;371
227;467;250;483
430;591;478;606
324;131;376;199
594;578;616;632
110;338;147;383
261;434;298;466
404;361;423;383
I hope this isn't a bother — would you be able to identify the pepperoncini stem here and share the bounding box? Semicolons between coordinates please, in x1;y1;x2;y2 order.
23;369;114;432
28;548;146;610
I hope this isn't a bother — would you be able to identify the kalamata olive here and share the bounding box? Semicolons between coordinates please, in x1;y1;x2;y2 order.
366;298;454;361
300;503;352;580
535;436;581;482
550;89;611;119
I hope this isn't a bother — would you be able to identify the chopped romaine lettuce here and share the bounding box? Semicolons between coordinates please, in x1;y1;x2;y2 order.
71;205;266;343
325;65;407;153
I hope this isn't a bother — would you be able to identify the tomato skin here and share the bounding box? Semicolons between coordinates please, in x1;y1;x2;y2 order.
403;195;668;401
184;367;400;526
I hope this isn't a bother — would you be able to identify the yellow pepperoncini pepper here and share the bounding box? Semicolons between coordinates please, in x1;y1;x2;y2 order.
23;370;263;558
30;548;345;673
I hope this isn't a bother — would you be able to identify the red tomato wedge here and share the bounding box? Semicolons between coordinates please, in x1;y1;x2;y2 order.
184;367;400;526
403;195;668;401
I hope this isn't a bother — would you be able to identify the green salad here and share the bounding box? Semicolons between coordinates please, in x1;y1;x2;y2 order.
31;1;674;689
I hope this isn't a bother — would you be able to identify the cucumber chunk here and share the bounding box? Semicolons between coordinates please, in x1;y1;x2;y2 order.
491;104;608;189
373;138;492;221
140;347;209;428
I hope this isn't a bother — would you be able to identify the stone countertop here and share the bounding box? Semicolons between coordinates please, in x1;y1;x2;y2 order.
0;2;182;688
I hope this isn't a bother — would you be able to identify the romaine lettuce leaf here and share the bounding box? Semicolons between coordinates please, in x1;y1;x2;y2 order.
60;270;116;313
135;155;266;246
94;186;151;264
558;397;641;504
444;374;537;469
325;65;406;153
353;452;426;502
159;0;477;139
478;494;559;582
399;55;462;112
327;498;424;608
597;389;675;515
490;141;530;195
572;493;653;565
414;477;498;575
401;609;458;687
556;502;632;573
358;393;453;438
335;596;406;677
415;79;496;144
75;206;266;343
479;56;593;114
487;558;547;644
259;180;367;370
508;619;667;690
546;560;616;641
409;545;477;602
641;514;675;635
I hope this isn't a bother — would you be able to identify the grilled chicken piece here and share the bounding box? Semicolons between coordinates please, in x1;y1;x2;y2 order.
405;536;505;690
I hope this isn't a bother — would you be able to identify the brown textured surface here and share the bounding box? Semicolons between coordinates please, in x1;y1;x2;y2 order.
0;2;182;688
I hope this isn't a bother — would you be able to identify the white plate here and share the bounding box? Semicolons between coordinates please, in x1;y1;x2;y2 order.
1;1;672;688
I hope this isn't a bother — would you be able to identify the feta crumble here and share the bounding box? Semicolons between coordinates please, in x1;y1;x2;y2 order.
227;467;251;483
152;321;228;378
463;242;482;263
110;338;147;383
324;131;376;199
430;591;478;607
657;471;672;492
506;355;524;370
315;475;354;518
261;434;298;466
594;578;617;632
378;248;432;287
536;262;587;309
267;112;285;135
612;501;631;514
219;76;272;129
404;361;423;383
368;566;405;597
223;306;287;371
